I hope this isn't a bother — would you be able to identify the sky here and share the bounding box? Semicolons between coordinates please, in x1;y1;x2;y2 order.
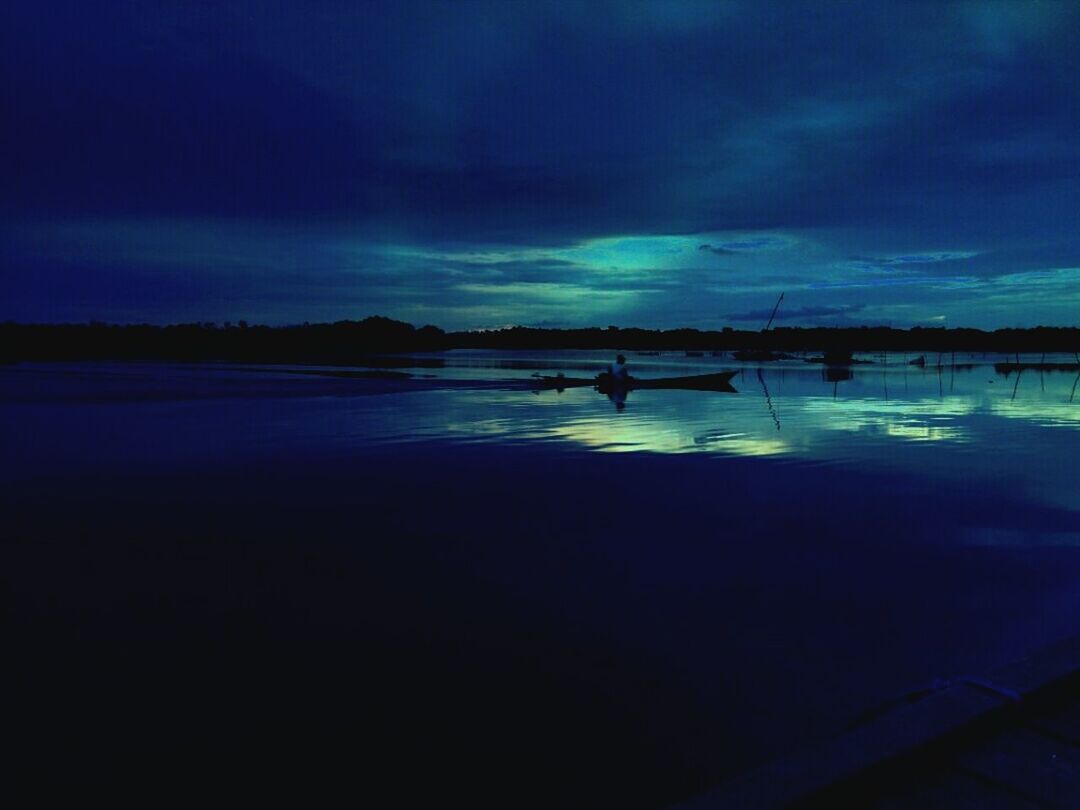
3;0;1080;330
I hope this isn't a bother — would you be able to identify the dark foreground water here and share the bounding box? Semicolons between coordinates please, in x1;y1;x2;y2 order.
3;352;1079;806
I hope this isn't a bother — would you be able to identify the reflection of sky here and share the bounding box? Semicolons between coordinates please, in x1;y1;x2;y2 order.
337;355;1080;510
5;358;1080;511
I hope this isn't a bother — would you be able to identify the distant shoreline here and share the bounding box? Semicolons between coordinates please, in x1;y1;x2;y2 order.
3;316;1079;364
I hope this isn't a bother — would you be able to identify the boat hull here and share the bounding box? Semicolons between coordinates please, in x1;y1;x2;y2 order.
532;370;738;392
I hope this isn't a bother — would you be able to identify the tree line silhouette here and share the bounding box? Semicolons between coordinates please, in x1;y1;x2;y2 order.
3;316;1079;364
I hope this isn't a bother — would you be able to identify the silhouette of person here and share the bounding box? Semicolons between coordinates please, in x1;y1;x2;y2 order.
608;354;628;382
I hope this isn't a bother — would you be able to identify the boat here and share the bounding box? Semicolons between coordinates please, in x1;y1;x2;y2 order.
732;292;789;362
530;370;737;392
822;349;856;366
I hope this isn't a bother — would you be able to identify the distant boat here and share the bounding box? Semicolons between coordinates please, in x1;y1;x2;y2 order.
822;349;855;366
909;355;926;367
733;291;787;362
685;350;704;357
805;349;871;366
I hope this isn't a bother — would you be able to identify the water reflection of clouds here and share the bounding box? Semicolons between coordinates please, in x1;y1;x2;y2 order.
411;384;1080;463
800;397;974;443
691;432;791;457
8;361;1079;513
990;398;1080;427
546;416;710;454
348;367;1080;496
514;389;1080;510
541;399;972;456
883;421;967;443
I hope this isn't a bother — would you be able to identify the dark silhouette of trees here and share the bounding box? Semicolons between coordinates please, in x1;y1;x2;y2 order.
2;317;1078;363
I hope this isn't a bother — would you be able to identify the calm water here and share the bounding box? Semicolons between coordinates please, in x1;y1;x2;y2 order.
3;352;1080;806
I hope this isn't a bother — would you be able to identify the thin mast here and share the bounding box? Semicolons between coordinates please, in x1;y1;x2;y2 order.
763;292;784;332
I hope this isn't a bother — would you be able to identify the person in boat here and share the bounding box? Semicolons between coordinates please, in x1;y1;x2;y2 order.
599;355;630;410
607;354;629;383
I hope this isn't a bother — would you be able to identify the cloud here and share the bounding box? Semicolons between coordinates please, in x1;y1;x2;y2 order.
698;237;787;256
4;1;1078;242
810;277;974;290
698;244;737;256
849;252;978;272
3;2;1080;327
726;304;867;323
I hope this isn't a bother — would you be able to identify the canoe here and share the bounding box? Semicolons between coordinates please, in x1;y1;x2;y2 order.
531;370;737;392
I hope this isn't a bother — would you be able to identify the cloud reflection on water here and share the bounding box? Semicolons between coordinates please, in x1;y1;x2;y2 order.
370;356;1080;509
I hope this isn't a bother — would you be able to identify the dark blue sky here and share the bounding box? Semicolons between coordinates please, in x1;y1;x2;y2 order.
4;1;1080;328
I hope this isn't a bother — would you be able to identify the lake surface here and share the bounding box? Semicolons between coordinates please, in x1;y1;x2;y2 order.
3;352;1080;806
